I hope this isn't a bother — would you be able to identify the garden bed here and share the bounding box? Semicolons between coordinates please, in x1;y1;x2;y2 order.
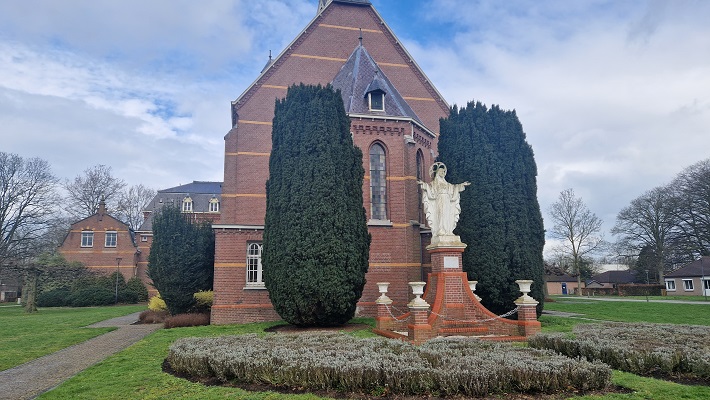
165;332;610;397
529;322;710;383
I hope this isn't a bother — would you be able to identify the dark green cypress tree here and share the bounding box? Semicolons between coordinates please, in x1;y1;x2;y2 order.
438;101;545;315
147;206;215;315
262;84;370;327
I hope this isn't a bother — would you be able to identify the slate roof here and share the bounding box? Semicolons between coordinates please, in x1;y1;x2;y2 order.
587;270;641;285
666;256;710;278
331;44;423;124
137;181;222;232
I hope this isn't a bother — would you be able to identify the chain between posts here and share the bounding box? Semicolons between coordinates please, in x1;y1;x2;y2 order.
384;304;519;323
431;307;519;323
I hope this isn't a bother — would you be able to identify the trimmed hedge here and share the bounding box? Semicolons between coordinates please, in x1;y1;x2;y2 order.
530;322;710;382
166;333;610;397
68;287;115;307
36;288;71;307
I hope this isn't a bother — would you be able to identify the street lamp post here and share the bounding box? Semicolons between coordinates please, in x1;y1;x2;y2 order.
702;257;707;302
645;269;649;302
115;257;122;304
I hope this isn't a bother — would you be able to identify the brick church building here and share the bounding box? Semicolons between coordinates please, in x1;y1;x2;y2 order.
212;0;450;324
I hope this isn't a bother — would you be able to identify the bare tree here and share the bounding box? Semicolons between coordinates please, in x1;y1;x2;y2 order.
668;159;710;260
116;184;156;230
63;165;125;219
548;188;605;295
0;152;59;267
611;186;678;281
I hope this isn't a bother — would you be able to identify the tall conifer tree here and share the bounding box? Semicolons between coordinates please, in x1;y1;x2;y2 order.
147;206;214;315
438;101;545;315
263;84;370;327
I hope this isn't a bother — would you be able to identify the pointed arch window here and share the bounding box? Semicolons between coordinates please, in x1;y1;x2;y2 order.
416;151;425;224
369;143;387;220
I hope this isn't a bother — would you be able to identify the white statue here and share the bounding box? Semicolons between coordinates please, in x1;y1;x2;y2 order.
418;162;470;241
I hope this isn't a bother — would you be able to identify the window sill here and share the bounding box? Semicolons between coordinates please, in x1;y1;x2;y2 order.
244;284;267;290
368;219;393;227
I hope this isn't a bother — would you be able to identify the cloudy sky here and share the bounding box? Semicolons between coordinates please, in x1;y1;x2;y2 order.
1;0;709;253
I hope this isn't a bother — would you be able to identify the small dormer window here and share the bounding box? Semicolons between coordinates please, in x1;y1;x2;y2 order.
182;196;193;212
369;91;385;111
209;197;220;213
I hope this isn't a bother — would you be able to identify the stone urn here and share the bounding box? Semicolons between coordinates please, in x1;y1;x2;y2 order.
408;281;429;308
376;282;391;304
468;280;482;301
515;279;538;305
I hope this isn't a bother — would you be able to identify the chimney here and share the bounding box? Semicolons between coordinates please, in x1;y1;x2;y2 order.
98;195;106;220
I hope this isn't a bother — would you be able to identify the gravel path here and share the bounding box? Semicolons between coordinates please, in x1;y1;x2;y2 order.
0;312;161;400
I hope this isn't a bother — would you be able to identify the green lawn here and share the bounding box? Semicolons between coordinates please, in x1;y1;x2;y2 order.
3;302;708;399
545;297;710;326
0;304;145;371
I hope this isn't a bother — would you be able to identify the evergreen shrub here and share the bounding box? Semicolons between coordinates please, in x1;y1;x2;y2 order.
124;276;149;302
438;102;545;315
263;84;370;327
166;333;610;396
68;286;115;307
148;206;214;315
191;290;213;313
148;295;167;312
36;288;71;307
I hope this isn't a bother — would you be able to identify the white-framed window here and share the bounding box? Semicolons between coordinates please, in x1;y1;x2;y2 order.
81;231;94;247
182;196;193;212
141;235;148;242
683;279;694;291
368;91;385;111
705;279;710;291
105;231;117;247
209;197;220;213
665;280;676;291
369;143;387;220
246;242;263;286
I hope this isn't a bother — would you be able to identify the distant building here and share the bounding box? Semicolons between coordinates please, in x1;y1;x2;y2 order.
586;270;642;289
59;199;140;283
665;256;710;296
59;182;222;296
545;273;580;295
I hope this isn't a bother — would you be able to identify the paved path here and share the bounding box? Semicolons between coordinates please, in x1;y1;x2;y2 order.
0;312;161;400
555;296;710;305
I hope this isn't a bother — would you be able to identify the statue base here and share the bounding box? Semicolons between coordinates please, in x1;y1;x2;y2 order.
426;234;467;250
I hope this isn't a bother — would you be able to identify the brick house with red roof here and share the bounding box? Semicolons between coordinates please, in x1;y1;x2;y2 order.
212;0;450;324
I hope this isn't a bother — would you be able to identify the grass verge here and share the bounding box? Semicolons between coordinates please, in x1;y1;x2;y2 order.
0;305;145;371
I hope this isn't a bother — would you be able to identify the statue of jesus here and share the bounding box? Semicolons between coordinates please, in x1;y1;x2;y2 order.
418;162;470;240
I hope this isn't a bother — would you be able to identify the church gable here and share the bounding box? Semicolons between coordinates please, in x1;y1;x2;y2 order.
231;1;448;134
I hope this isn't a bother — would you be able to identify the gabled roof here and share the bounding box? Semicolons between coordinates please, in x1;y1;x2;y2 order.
331;44;422;124
666;256;710;278
588;270;641;285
